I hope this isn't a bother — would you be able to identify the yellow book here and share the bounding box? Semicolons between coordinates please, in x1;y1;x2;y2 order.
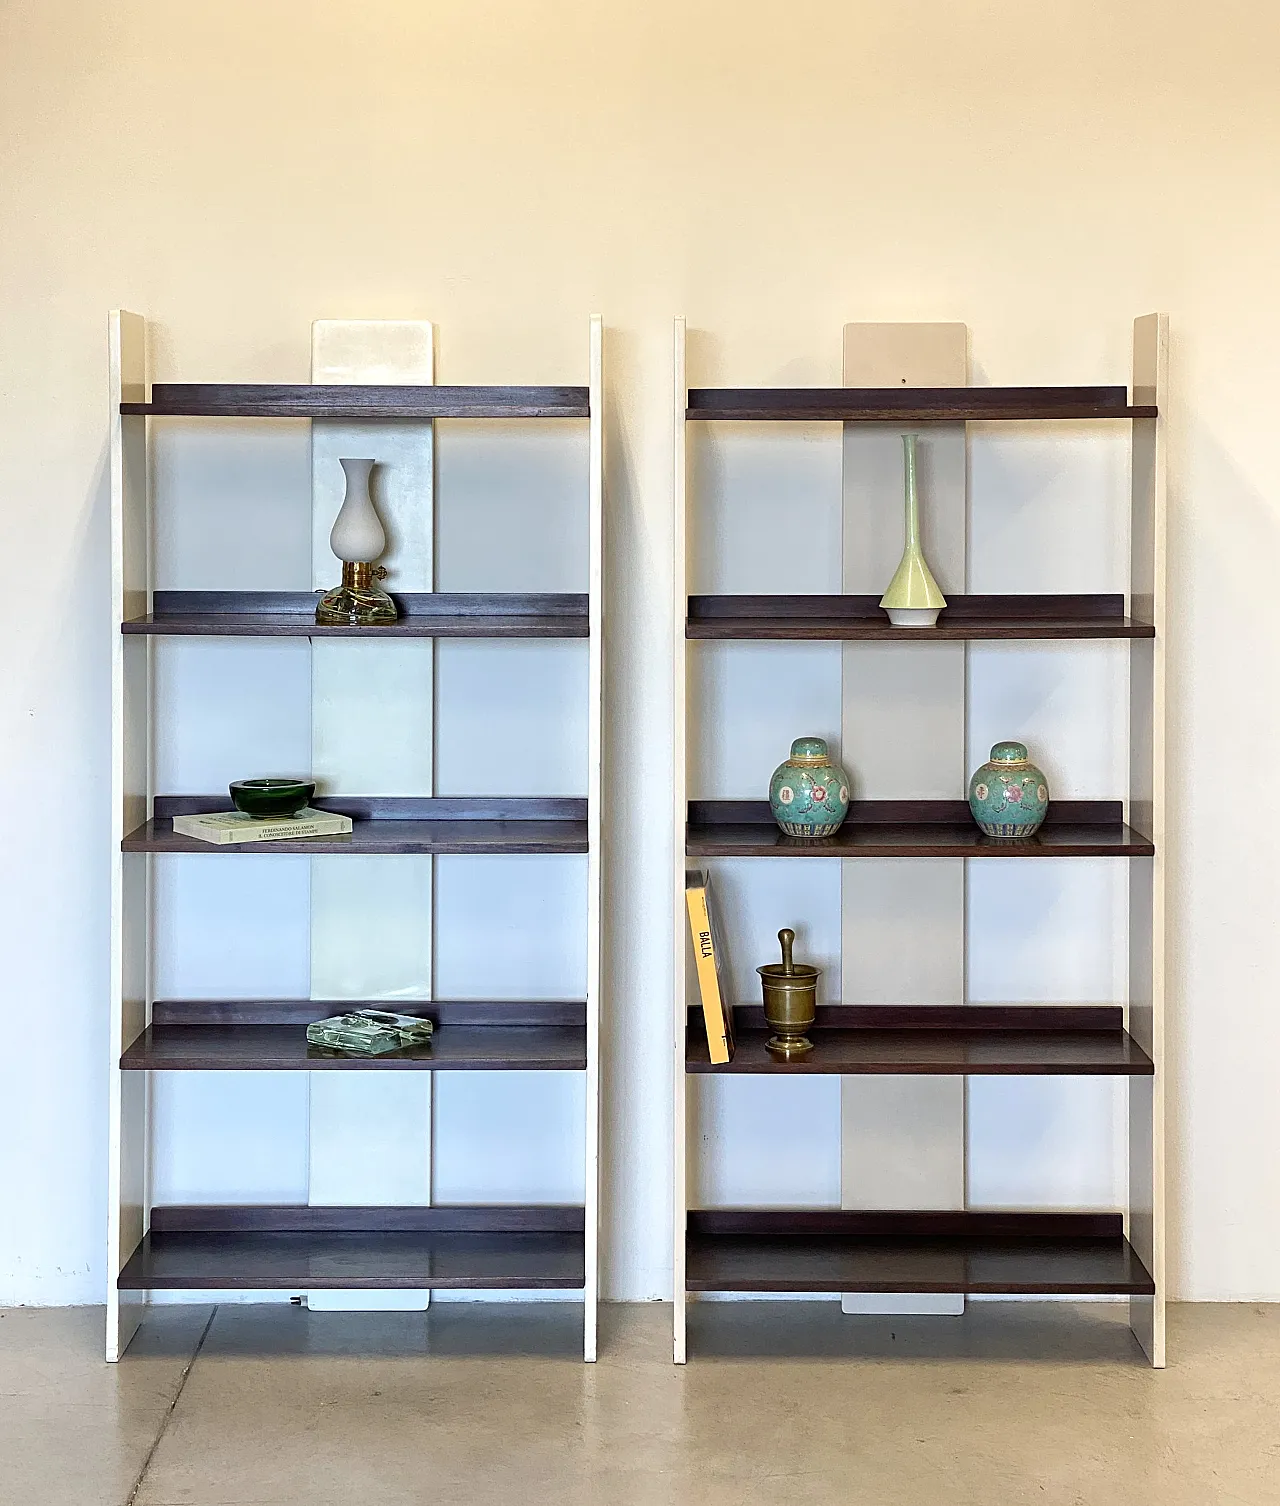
685;869;734;1064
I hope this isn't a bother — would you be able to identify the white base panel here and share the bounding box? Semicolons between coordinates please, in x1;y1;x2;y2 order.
305;1292;433;1312
841;1293;966;1316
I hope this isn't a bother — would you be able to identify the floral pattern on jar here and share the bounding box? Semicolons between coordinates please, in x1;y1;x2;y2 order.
967;741;1050;839
769;737;852;838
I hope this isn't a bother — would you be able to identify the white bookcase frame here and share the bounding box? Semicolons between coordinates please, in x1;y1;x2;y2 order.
108;312;604;1361
671;315;1167;1366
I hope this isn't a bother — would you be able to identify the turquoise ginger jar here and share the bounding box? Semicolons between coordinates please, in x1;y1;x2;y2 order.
769;737;851;837
968;741;1050;838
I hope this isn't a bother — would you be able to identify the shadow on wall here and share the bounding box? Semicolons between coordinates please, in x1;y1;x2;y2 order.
1163;406;1280;1300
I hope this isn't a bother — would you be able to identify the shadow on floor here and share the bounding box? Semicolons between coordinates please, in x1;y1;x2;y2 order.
128;1298;1148;1367
189;1300;589;1360
686;1298;1147;1363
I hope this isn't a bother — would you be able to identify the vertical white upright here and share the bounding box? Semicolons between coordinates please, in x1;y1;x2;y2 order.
839;323;969;1316
107;311;151;1360
583;316;605;1361
1127;313;1168;1366
671;318;689;1363
307;321;436;1311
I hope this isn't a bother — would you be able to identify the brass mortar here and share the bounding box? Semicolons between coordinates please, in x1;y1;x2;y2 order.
756;928;819;1060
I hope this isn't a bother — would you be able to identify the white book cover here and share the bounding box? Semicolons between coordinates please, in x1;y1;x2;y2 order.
171;808;354;846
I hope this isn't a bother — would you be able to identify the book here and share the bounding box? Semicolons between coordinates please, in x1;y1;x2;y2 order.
685;869;734;1064
306;1009;435;1056
171;808;354;846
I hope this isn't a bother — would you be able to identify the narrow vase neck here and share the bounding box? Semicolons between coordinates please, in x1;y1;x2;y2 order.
902;434;921;549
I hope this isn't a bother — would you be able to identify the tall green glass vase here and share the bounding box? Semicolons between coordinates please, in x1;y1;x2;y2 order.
879;433;947;628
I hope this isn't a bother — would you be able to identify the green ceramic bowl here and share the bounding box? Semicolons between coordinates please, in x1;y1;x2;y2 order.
229;777;315;819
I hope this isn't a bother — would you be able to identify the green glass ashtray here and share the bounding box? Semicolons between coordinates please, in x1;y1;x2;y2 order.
229;777;316;819
306;1010;435;1057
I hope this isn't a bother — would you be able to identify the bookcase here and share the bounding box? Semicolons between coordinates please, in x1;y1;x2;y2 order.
108;314;603;1361
672;317;1166;1365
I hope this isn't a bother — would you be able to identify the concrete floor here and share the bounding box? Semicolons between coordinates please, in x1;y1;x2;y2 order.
1;1302;1277;1505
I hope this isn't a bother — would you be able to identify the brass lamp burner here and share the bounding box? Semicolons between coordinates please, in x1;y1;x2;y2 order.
316;561;397;626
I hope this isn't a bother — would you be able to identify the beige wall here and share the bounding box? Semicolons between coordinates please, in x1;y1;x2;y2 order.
3;0;1279;1301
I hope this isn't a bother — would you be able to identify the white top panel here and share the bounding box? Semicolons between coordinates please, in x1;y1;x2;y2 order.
311;320;435;385
842;322;967;389
311;320;436;592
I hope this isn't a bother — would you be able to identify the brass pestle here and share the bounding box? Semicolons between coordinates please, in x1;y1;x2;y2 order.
756;928;819;1059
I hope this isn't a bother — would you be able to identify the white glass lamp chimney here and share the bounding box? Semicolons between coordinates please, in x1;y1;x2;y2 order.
330;458;385;563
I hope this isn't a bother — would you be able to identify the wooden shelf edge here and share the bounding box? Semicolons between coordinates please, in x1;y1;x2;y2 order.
685;386;1156;423
688;614;1154;643
683;1211;1155;1295
124;798;591;856
121;384;591;420
687;595;1154;641
685;801;1154;859
148;1203;586;1232
122;1021;588;1072
684;1005;1154;1076
685;831;1155;859
687;407;1159;424
687;621;1155;641
148;998;587;1025
118;1204;589;1291
123;820;590;856
123;592;590;639
124;616;590;639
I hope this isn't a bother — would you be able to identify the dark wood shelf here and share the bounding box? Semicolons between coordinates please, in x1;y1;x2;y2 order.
125;797;588;856
122;999;586;1071
687;594;1154;641
121;384;589;420
687;800;1154;859
685;1211;1154;1295
118;1205;586;1291
686;386;1156;423
124;592;588;639
686;1005;1153;1076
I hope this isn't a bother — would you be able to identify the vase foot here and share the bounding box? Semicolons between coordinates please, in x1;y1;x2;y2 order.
883;606;942;628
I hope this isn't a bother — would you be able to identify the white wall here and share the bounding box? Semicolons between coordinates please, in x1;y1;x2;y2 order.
2;0;1279;1304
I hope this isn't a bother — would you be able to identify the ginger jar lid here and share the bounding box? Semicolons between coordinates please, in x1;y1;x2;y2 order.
788;737;830;763
988;740;1030;764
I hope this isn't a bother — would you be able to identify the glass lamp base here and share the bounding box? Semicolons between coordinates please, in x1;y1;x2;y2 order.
315;581;398;626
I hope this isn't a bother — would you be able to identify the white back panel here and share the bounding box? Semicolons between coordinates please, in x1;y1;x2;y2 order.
153;424;311;591
690;427;841;595
434;855;587;999
435;640;587;796
840;323;969;1315
307;320;435;1311
436;422;588;592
